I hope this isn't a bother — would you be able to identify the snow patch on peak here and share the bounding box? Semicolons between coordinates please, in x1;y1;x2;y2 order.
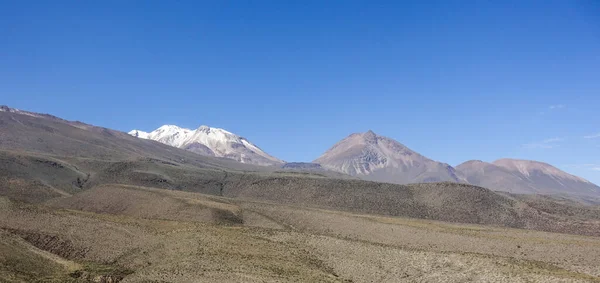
196;125;210;132
128;130;150;139
196;125;235;136
0;106;41;118
157;124;187;131
0;105;17;112
129;124;282;166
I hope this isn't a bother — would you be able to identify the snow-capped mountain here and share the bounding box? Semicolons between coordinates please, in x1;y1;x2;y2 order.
314;130;463;184
457;159;600;196
129;125;283;166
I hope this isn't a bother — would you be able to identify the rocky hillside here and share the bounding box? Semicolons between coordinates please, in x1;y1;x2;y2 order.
314;131;463;184
457;159;600;197
130;125;282;166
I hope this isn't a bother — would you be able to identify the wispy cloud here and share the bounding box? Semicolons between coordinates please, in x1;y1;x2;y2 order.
539;104;566;115
542;137;564;143
593;167;600;171
522;144;554;149
522;137;565;149
584;133;600;139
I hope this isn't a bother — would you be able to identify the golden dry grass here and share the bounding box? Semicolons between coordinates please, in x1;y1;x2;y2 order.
0;185;599;282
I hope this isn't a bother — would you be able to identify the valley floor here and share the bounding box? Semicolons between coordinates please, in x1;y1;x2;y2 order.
1;185;599;282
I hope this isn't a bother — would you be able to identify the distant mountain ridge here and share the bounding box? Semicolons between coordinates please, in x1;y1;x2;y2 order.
4;104;596;196
313;130;600;197
456;159;600;196
129;125;282;166
314;130;464;184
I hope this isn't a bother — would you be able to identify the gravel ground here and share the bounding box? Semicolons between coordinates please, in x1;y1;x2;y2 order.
1;186;599;282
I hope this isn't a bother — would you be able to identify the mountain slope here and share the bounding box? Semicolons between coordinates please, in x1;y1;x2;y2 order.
0;106;269;171
2;106;600;237
129;125;282;166
314;131;463;184
457;159;600;196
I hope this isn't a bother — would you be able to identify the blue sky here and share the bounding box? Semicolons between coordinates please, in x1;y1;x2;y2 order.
1;0;600;184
